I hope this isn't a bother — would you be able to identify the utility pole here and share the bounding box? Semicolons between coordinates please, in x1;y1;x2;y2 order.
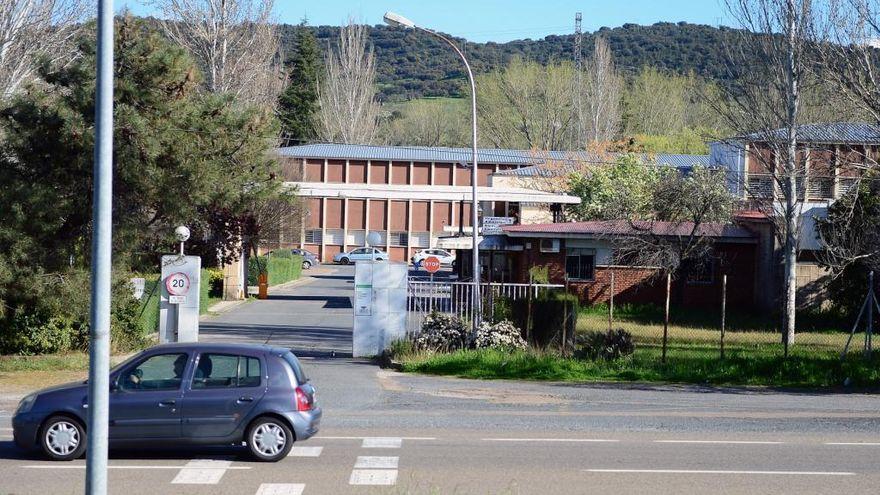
85;1;113;494
574;12;583;145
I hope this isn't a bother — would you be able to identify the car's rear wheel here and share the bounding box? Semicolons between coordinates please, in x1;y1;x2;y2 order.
246;417;294;462
40;415;86;461
340;257;350;265
302;260;311;269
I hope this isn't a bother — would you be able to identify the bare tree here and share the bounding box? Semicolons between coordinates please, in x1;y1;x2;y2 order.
149;0;283;107
715;0;820;354
822;0;880;123
579;37;622;145
0;0;87;99
317;20;381;144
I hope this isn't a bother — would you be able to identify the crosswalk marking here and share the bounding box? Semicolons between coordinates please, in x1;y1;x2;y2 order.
171;459;232;485
349;469;398;485
288;446;323;457
255;483;306;495
354;456;399;469
362;437;402;448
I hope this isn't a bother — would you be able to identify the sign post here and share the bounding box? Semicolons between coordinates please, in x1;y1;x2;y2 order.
160;255;201;343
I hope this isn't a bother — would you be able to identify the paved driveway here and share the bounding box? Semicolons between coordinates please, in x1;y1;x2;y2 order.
200;264;355;357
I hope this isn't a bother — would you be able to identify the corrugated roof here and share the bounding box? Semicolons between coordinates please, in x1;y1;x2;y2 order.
734;122;880;145
503;220;754;239
277;143;710;169
494;153;710;177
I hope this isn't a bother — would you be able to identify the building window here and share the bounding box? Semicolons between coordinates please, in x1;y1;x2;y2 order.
389;231;408;246
304;229;322;244
565;248;595;281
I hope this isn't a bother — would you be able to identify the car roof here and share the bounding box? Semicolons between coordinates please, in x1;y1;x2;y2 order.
149;342;291;355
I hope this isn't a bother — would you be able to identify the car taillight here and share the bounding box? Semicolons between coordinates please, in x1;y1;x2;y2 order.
295;386;312;411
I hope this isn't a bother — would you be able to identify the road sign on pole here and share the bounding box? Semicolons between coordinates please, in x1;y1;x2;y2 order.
423;256;442;274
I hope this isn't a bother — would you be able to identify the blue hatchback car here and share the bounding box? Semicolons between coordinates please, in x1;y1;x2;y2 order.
13;343;321;462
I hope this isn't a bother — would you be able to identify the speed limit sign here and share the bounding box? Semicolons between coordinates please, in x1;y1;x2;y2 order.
165;272;191;296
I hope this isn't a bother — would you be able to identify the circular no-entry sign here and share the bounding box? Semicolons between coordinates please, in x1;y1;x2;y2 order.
423;256;442;274
165;272;191;296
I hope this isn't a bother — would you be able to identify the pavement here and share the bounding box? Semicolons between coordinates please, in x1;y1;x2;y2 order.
1;264;879;494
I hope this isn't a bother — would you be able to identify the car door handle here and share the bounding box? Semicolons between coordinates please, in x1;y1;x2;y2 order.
237;396;254;403
158;399;176;407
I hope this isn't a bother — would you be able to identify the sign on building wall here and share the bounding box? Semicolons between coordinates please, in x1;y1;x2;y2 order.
482;216;514;235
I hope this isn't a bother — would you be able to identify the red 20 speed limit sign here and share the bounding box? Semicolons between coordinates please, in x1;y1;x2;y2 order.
165;272;191;296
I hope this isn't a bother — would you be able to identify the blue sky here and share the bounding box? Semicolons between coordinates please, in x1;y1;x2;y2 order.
122;0;729;42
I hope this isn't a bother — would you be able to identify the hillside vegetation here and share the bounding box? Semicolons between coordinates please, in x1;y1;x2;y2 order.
281;22;739;101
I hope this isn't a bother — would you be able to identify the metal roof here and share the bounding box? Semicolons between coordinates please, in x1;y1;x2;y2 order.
493;153;710;177
731;122;880;145
277;143;709;169
503;220;755;240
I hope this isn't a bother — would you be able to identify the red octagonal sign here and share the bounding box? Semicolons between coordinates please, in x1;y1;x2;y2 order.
423;256;441;274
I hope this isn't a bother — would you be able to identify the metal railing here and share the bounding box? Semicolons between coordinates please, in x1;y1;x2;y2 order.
406;280;564;333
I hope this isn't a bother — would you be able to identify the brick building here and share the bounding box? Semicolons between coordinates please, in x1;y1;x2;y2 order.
278;144;580;263
498;219;770;308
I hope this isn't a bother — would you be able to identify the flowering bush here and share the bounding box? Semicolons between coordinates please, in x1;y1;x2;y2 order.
473;320;527;350
415;311;469;352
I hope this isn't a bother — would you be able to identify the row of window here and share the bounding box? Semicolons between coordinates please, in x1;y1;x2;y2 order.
563;249;715;284
119;353;262;392
304;230;413;246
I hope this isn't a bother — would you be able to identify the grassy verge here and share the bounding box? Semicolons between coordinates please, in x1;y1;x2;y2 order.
398;347;880;389
0;353;131;393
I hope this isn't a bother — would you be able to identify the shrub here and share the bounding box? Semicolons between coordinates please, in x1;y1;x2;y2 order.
247;255;303;286
575;329;635;361
204;268;224;297
489;296;513;323
473;320;527;350
0;313;78;355
515;291;579;347
416;311;469;352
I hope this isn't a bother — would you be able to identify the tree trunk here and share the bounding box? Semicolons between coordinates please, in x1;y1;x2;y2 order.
782;0;800;357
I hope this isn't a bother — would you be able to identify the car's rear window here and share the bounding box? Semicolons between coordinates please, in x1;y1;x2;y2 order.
281;352;307;384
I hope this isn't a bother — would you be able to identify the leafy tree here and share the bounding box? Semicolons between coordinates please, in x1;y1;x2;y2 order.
382;98;468;147
278;21;322;144
565;154;666;221
0;16;284;350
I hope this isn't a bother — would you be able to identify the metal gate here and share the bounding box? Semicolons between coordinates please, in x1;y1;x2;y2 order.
406;279;565;333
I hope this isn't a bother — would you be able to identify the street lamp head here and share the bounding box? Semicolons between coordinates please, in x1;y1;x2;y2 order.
174;225;191;243
383;11;416;29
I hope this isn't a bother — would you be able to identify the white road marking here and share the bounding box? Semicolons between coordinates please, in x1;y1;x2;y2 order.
483;438;619;443
171;459;233;485
654;440;783;445
825;442;880;446
23;465;250;470
355;456;399;469
288;446;323;457
0;427;13;431
349;469;398;485
362;437;402;448
586;469;855;476
320;436;434;440
255;483;306;495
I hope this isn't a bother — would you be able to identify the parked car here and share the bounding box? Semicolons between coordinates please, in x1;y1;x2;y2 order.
12;343;321;462
332;247;389;264
411;249;455;267
290;248;319;269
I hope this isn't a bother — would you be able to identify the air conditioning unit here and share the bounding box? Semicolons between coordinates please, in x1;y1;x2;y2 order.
539;239;560;253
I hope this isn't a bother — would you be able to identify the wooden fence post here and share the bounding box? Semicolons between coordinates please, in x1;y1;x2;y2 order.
721;274;727;360
662;272;671;364
608;272;615;332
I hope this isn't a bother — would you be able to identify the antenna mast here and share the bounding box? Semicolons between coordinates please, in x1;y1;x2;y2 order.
574;12;583;147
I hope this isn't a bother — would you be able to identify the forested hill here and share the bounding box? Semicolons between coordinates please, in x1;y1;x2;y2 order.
279;21;738;101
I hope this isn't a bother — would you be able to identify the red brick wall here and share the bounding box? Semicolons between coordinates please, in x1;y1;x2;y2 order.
347;199;366;230
326;160;344;182
434;163;453;185
348;160;367;183
370;160;389;184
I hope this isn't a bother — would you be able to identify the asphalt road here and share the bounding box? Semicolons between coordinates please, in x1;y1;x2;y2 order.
1;264;879;494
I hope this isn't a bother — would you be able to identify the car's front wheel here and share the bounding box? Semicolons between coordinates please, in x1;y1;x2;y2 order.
302;260;311;269
40;415;86;461
246;416;294;462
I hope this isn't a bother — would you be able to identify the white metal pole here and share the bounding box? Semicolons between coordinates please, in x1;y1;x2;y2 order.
86;0;113;493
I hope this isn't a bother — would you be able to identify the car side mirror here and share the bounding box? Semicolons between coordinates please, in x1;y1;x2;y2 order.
110;375;120;392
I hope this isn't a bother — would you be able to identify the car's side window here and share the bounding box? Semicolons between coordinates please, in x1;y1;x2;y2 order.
192;354;261;389
119;353;188;392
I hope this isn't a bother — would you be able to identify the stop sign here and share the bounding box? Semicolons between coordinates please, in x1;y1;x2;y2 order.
423;256;442;273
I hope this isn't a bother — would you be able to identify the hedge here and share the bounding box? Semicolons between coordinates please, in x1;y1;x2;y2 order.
247;255;303;287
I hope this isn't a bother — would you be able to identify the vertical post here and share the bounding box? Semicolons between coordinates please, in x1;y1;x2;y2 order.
563;276;570;355
429;272;434;313
608;272;615;332
867;271;874;358
86;1;113;493
527;274;533;344
662;272;671;364
721;274;727;360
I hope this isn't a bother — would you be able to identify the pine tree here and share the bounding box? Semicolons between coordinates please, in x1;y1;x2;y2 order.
278;21;321;145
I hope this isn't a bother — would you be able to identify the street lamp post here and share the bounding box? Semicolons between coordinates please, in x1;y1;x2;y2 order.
383;12;482;327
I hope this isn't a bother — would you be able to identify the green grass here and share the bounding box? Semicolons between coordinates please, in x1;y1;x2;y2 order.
398;347;880;389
